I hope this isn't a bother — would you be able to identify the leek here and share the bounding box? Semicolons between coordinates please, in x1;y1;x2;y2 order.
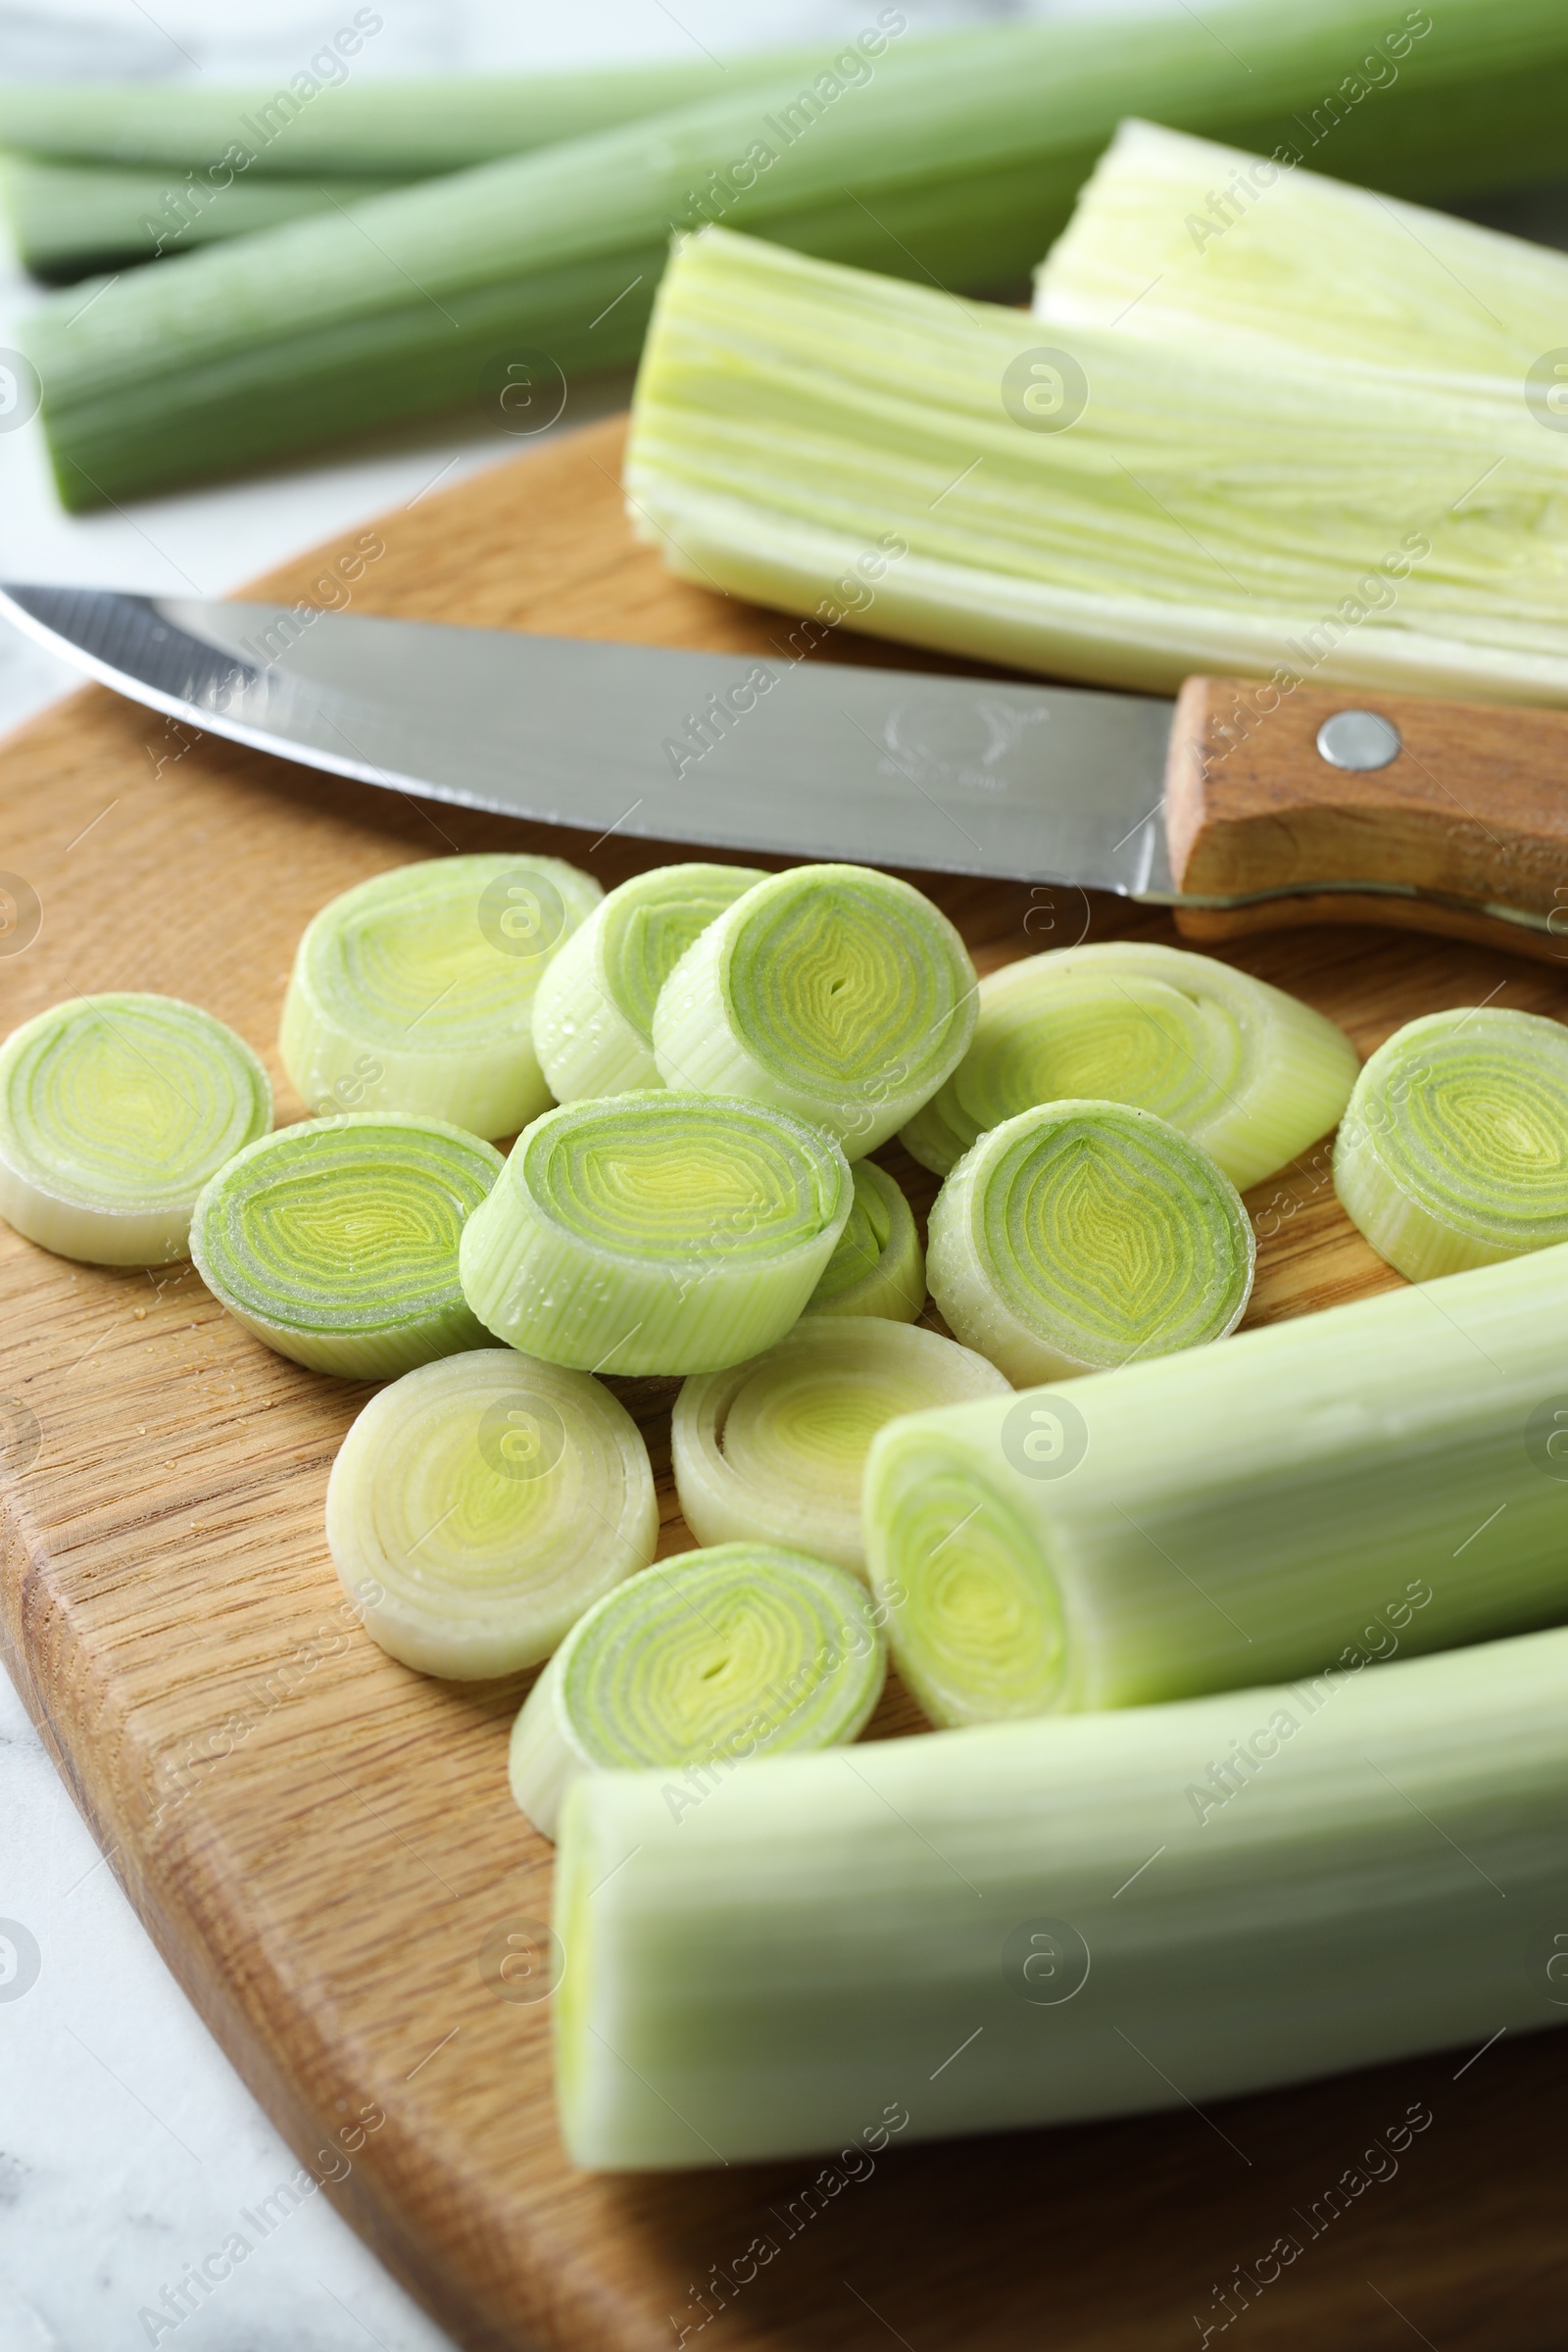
902;942;1357;1188
0;157;411;279
280;853;600;1143
652;863;975;1160
555;1621;1568;2168
510;1542;885;1840
190;1112;500;1377
927;1101;1253;1388
1334;1007;1568;1282
672;1316;1006;1577
863;1245;1568;1729
531;861;765;1104
458;1092;850;1376
803;1159;923;1322
324;1348;657;1680
0;993;270;1266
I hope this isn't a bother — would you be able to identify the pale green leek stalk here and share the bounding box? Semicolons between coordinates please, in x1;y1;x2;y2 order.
555;1621;1568;2167
0;157;409;280
1334;1007;1568;1282
863;1244;1568;1729
803;1159;923;1321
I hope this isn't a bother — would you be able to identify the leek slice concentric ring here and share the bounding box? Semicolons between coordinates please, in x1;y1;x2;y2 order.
803;1157;924;1322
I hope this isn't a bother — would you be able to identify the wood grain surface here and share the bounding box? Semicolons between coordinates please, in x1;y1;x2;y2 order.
4;416;1568;2352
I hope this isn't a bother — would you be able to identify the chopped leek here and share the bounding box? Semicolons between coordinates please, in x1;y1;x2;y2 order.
532;861;766;1103
652;863;975;1159
459;1092;851;1376
864;1244;1568;1728
280;853;599;1142
902;941;1357;1188
672;1316;1007;1576
1335;1007;1568;1282
510;1541;885;1840
325;1348;657;1680
0;993;270;1266
190;1112;500;1377
555;1621;1568;2167
804;1158;923;1322
927;1101;1253;1387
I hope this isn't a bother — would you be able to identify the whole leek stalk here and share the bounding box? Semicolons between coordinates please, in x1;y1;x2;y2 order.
0;158;410;280
24;0;1568;507
555;1622;1568;2168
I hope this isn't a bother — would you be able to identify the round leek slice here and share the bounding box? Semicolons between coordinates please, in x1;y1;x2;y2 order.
803;1158;924;1322
1335;1006;1568;1281
0;993;271;1265
325;1348;657;1680
927;1099;1254;1384
902;941;1358;1190
459;1091;851;1376
190;1112;502;1377
532;860;768;1101
673;1316;1008;1576
280;853;601;1140
652;862;977;1158
508;1542;886;1839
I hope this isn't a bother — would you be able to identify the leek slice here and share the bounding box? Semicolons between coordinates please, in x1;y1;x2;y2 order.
532;861;767;1102
1334;1007;1568;1282
902;941;1357;1189
652;863;976;1159
324;1348;657;1681
190;1112;500;1377
509;1542;885;1840
673;1317;1007;1577
0;993;270;1265
864;1243;1568;1728
555;1621;1568;2168
459;1092;851;1376
803;1159;924;1322
280;854;600;1141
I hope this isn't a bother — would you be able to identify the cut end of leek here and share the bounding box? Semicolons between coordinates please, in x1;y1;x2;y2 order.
190;1111;501;1377
510;1541;886;1839
0;993;271;1264
927;1099;1254;1386
673;1315;1007;1577
325;1348;658;1680
1336;1006;1568;1281
280;853;601;1140
458;1090;851;1376
804;1157;924;1322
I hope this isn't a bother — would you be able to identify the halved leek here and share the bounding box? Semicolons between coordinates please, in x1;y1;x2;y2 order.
190;1112;500;1377
324;1348;657;1680
902;942;1358;1188
459;1092;851;1375
280;853;600;1140
653;863;976;1159
864;1242;1568;1729
532;861;766;1102
0;993;270;1265
509;1541;885;1839
1335;1007;1568;1282
927;1101;1253;1386
673;1316;1007;1576
803;1158;924;1322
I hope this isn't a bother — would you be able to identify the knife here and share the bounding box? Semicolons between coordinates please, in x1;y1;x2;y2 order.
6;583;1568;961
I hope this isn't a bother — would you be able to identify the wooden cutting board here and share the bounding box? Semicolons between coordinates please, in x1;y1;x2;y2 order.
4;416;1567;2352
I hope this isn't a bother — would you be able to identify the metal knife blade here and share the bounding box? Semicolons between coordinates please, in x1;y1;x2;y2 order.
0;585;1178;900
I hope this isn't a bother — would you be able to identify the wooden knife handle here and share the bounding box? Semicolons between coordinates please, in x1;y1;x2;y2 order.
1164;676;1568;963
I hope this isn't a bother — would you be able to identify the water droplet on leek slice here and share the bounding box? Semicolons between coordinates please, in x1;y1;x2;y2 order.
533;860;768;1102
903;942;1357;1191
459;1091;851;1376
509;1542;886;1840
325;1348;657;1681
653;862;977;1159
803;1158;924;1322
1335;1006;1568;1281
190;1111;501;1377
674;1316;1008;1577
928;1099;1254;1385
280;852;601;1139
0;992;271;1265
